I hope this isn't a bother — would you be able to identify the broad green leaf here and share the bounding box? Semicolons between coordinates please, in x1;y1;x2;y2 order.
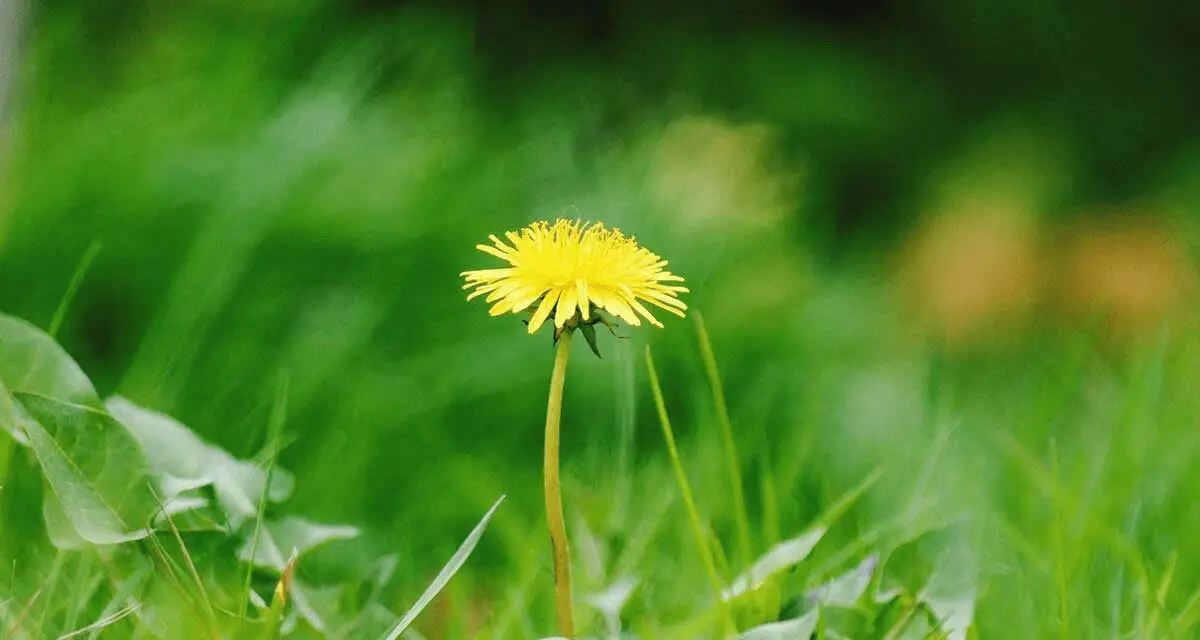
736;610;818;640
381;495;505;640
584;576;639;634
807;554;878;608
237;517;361;572
42;492;89;550
107;396;295;526
722;527;826;601
15;392;157;546
922;594;974;639
0;313;99;405
255;549;299;639
276;578;336;637
0;314;99;444
154;489;227;533
0;380;38;447
917;546;976;640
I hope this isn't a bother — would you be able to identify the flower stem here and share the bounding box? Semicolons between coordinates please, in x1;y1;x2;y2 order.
544;331;575;637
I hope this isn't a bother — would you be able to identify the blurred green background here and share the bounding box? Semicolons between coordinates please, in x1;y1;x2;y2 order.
2;0;1199;636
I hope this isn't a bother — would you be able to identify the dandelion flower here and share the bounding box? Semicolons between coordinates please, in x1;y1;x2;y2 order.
461;218;689;335
460;218;690;637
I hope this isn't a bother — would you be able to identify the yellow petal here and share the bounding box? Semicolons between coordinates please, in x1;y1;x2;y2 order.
509;286;546;313
467;285;498;301
576;279;590;320
555;286;578;328
484;279;525;303
477;244;517;263
461;268;513;282
595;291;640;327
629;297;664;327
528;289;562;334
488;299;513;316
636;287;689;312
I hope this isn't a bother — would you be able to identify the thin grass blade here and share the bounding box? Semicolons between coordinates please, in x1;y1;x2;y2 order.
381;494;506;640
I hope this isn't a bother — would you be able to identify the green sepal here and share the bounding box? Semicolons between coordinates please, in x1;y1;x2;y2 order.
581;322;602;358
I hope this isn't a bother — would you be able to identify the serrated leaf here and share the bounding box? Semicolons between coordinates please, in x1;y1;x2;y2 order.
381;495;505;640
14;392;157;546
723;527;826;601
237;517;361;572
107;396;294;527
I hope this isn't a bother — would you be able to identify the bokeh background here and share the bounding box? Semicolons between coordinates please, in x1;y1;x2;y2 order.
2;0;1199;635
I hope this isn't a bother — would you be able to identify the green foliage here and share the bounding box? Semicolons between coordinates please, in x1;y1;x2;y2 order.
2;3;1199;636
0;312;503;638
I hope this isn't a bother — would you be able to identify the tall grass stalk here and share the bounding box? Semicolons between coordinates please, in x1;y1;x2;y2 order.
694;313;752;570
239;375;290;630
48;241;102;339
645;345;736;636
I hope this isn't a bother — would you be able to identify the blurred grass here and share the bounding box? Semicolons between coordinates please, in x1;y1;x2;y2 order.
2;1;1200;636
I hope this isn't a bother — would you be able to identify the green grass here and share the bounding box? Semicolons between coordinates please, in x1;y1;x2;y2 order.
2;3;1200;637
2;287;1199;638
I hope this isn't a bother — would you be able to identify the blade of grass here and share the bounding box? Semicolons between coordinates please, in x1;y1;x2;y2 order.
709;526;732;592
148;486;219;639
995;431;1153;627
1143;550;1177;637
761;461;780;549
608;342;637;532
381;494;506;640
881;593;920;640
56;604;140;640
86;560;151;640
61;558;104;634
141;529;203;623
260;549;299;640
810;507;961;589
31;550;68;637
1049;439;1072;639
6;579;47;637
48;240;101;339
1173;582;1200;634
645;345;736;636
816;466;885;531
694;312;752;570
239;374;289;629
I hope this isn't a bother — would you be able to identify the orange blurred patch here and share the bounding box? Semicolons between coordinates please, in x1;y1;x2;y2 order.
429;587;494;637
1054;215;1195;338
895;208;1042;346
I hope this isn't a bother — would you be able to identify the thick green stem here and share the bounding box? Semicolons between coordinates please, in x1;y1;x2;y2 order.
544;332;575;637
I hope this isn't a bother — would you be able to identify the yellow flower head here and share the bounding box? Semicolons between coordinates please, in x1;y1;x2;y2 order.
461;219;689;335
